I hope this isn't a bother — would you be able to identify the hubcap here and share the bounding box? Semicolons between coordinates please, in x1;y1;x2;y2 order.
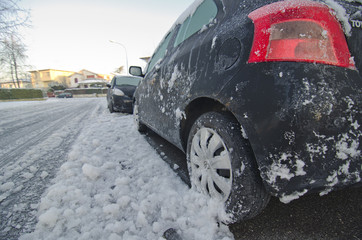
190;127;232;202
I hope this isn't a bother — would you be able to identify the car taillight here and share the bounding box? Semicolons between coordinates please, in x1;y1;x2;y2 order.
248;0;355;69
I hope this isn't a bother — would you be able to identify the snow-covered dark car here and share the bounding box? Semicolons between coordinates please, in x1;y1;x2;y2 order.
106;75;141;113
56;92;73;98
131;0;361;223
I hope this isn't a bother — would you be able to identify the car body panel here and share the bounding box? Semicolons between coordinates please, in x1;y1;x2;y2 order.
134;0;361;201
221;62;361;200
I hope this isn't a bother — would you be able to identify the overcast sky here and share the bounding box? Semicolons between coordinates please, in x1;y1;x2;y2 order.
19;0;194;74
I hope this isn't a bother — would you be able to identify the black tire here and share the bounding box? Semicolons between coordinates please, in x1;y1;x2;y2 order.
186;112;270;223
133;101;147;133
108;101;115;113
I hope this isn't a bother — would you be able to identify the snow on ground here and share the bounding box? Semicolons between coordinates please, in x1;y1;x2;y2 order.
1;98;103;239
15;98;233;240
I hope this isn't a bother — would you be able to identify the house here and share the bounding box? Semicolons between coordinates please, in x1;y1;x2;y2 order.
68;69;113;88
97;73;113;81
29;69;76;89
0;79;32;88
29;69;113;89
77;79;108;88
68;72;85;88
140;56;150;63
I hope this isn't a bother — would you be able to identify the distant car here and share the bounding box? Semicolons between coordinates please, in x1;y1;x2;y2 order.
131;0;361;223
106;75;141;113
47;92;55;98
57;92;73;98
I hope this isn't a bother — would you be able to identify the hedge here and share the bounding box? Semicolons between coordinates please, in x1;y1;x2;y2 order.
0;89;44;100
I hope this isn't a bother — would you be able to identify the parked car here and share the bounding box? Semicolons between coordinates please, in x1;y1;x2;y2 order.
131;0;361;223
106;75;141;113
47;92;55;98
56;92;73;98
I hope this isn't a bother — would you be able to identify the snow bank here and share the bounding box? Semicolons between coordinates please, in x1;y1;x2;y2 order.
20;104;233;240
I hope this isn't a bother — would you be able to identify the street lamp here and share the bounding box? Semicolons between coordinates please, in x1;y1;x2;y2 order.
109;40;129;75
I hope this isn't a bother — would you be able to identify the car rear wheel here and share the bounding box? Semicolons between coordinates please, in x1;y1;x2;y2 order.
108;101;115;113
186;112;270;223
133;101;146;133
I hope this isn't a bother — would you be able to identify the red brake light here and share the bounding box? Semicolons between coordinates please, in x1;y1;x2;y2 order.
248;0;355;69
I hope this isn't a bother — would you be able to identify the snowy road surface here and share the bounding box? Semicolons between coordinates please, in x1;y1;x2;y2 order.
0;98;232;240
0;98;99;239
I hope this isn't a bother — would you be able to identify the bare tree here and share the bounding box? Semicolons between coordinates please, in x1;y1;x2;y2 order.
1;34;27;87
0;0;29;39
114;66;125;74
0;0;30;87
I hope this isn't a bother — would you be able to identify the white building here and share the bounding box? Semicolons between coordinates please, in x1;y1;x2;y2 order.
77;79;108;88
68;69;112;88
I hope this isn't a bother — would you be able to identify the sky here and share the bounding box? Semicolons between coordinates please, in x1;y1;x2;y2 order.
19;0;194;74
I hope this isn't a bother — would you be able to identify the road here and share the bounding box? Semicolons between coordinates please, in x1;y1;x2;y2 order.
0;98;102;240
144;129;362;240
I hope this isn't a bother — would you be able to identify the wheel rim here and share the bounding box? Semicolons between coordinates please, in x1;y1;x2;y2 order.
190;127;232;202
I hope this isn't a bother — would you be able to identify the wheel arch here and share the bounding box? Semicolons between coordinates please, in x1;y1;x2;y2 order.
180;97;244;152
180;97;266;181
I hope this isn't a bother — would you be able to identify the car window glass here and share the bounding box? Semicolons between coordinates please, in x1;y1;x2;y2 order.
147;31;173;72
174;17;191;47
115;77;140;86
110;77;115;88
174;0;217;47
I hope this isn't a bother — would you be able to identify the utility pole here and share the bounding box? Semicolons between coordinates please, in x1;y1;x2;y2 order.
109;40;129;75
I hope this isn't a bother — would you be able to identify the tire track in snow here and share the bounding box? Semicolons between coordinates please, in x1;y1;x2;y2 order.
0;100;94;169
0;101;73;128
0;102;73;157
0;98;105;240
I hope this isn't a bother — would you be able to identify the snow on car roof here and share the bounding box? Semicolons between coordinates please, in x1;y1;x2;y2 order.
175;0;205;26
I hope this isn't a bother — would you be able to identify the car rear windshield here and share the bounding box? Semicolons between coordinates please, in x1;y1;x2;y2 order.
115;77;140;86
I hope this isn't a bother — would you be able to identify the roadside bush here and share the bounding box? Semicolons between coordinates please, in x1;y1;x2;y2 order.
0;89;44;100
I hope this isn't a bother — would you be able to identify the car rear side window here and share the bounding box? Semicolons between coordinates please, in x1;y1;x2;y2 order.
174;0;217;47
115;77;140;86
147;32;174;72
110;77;116;88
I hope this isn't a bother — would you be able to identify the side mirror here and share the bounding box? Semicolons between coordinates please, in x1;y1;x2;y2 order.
106;83;111;88
129;66;144;77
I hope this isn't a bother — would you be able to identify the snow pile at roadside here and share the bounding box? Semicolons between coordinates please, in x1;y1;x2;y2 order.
20;110;233;240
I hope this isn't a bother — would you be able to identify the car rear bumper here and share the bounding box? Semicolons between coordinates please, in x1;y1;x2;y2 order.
112;95;133;113
227;62;361;201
